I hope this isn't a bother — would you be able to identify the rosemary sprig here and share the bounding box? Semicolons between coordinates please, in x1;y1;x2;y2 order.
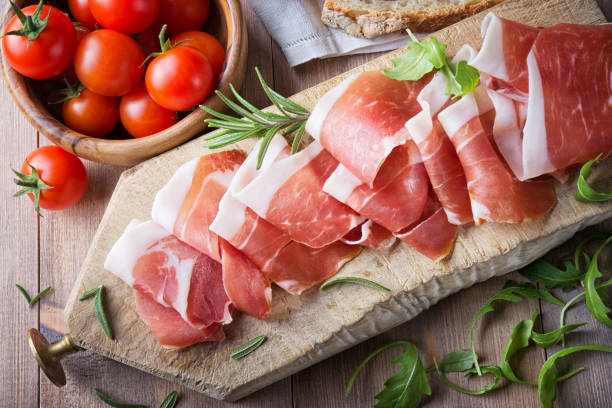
231;335;267;359
16;284;51;307
80;286;114;340
94;389;146;408
201;67;310;169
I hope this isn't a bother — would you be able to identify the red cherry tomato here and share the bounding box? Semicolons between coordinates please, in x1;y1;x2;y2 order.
136;25;163;57
89;0;160;34
68;0;97;30
145;46;213;111
74;29;145;97
2;3;77;79
17;146;88;211
172;31;225;79
120;83;177;138
154;0;210;37
63;89;120;137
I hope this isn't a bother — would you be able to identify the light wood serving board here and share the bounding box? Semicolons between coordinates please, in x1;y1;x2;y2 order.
65;0;611;401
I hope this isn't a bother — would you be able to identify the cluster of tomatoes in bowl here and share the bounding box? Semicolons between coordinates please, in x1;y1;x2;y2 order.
3;0;224;139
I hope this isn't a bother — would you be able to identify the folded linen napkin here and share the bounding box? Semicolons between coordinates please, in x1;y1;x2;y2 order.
248;0;408;67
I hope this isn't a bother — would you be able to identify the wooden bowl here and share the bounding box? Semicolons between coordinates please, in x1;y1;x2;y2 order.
0;0;247;166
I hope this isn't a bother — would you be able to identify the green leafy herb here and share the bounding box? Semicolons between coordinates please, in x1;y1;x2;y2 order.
5;1;50;45
15;284;51;307
320;277;391;292
583;235;612;327
12;162;53;216
530;321;585;348
202;67;310;169
346;340;431;408
500;312;536;385
433;362;502;396
520;260;583;291
469;281;563;376
159;391;179;408
231;335;266;359
383;30;480;98
575;154;612;202
80;286;114;339
426;350;474;373
94;389;147;408
538;345;612;408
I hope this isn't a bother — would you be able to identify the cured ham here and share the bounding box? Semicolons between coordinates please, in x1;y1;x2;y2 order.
342;220;396;250
211;135;362;294
232;135;364;248
472;14;612;179
306;70;431;187
437;87;556;224
152;150;246;261
105;220;232;330
133;290;224;349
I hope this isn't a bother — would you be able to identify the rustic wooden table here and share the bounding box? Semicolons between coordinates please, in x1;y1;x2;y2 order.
1;1;611;407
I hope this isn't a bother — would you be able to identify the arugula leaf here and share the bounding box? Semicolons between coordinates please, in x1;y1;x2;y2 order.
469;281;563;376
500;313;536;385
538;345;612;408
427;350;474;373
346;340;431;408
520;260;583;291
382;31;479;98
434;363;502;396
584;235;612;327
530;322;585;348
575;154;612;202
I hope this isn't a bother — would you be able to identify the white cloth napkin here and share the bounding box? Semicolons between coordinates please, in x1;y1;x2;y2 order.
248;0;408;66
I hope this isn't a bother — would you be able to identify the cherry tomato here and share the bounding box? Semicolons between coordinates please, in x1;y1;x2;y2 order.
74;29;145;97
120;83;177;138
145;45;213;111
89;0;160;34
63;89;120;137
154;0;210;37
172;31;225;79
136;25;163;57
2;3;77;79
16;146;87;211
68;0;97;30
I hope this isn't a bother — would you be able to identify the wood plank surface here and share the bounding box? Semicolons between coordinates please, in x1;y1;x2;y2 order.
0;0;610;407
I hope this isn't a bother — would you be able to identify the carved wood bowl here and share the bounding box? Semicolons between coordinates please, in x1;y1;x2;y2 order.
0;0;247;166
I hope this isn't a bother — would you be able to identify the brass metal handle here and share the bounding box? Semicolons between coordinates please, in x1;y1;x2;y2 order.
27;328;83;387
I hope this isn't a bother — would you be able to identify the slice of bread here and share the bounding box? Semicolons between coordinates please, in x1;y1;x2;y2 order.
321;0;505;38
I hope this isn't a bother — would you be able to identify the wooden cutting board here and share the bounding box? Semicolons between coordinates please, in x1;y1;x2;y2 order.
64;0;611;401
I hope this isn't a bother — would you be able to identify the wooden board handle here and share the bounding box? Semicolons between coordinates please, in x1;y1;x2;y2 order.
28;329;82;387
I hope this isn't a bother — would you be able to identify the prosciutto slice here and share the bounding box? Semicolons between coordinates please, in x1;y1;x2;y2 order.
105;220;232;329
134;290;224;349
211;135;362;295
437;87;556;224
232;136;364;248
306;70;431;187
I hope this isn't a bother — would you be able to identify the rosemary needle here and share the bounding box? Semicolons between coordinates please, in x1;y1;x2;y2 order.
320;277;391;292
80;286;114;340
231;335;267;359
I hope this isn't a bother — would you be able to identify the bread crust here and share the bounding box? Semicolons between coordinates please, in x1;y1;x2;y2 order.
322;0;504;38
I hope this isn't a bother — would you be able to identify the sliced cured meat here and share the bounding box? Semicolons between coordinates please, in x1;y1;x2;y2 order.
233;136;364;248
405;66;473;225
396;189;457;261
342;220;396;251
105;220;232;329
521;23;612;179
437;87;556;224
220;240;272;320
470;13;540;97
306;70;431;187
134;290;224;349
212;135;362;295
152;150;246;261
323;142;428;233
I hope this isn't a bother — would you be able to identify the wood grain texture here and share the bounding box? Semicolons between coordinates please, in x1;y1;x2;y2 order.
62;0;611;402
0;0;247;166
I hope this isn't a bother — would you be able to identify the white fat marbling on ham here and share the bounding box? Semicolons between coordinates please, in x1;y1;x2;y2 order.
322;164;365;204
470;13;508;81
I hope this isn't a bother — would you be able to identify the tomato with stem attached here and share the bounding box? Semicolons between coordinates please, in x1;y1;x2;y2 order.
3;1;77;79
172;31;225;80
68;0;97;30
13;146;88;213
145;26;214;111
154;0;210;37
74;29;145;97
89;0;160;34
120;83;177;138
60;79;120;137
